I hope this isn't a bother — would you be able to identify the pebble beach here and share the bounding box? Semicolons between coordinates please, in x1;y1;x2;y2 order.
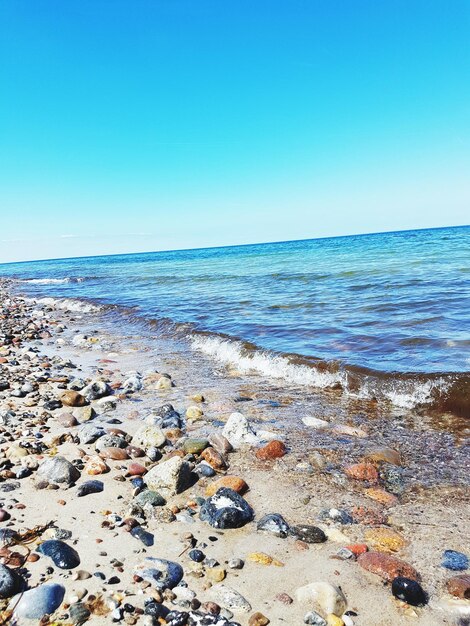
0;279;469;626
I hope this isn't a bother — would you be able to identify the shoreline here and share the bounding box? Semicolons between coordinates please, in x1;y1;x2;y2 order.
0;282;469;625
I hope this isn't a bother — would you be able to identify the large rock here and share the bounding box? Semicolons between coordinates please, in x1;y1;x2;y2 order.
10;583;65;620
222;413;259;448
132;424;166;449
200;487;254;529
37;540;80;569
134;558;183;590
145;457;192;496
295;581;347;616
36;456;80;486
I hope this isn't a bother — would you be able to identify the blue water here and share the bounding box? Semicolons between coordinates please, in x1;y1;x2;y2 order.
1;226;469;376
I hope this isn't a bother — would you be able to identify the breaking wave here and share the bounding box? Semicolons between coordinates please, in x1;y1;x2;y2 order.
25;296;102;314
190;333;470;416
20;277;86;284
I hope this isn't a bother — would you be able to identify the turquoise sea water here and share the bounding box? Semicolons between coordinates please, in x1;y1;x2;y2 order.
1;226;469;414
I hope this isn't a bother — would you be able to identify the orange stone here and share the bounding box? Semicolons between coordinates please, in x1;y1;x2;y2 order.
345;543;368;557
446;575;470;599
255;440;287;460
85;456;109;475
205;476;248;497
365;447;401;466
364;487;398;507
357;551;420;582
61;390;87;407
351;506;387;527
201;447;228;471
345;462;378;482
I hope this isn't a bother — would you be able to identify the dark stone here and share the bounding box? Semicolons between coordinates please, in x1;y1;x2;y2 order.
195;463;216;478
199;488;254;529
69;601;91;624
130;526;154;547
257;513;290;538
392;577;427;606
0;563;22;598
289;524;327;543
77;480;104;497
37;540;81;569
189;549;205;563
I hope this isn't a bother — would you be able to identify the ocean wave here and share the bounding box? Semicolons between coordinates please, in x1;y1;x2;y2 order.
190;334;347;388
20;277;86;284
25;296;102;313
190;333;467;414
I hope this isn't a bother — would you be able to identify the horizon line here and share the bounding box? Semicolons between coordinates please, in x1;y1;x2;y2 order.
0;223;468;267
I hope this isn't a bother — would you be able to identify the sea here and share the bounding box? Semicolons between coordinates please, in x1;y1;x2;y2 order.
1;225;469;417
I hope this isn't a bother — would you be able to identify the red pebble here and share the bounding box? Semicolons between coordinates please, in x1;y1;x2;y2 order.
255;440;287;460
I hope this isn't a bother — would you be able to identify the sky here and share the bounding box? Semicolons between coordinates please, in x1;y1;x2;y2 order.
0;0;469;263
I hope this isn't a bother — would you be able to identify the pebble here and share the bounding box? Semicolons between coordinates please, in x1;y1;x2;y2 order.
446;574;470;599
134;489;166;507
201;447;228;470
391;576;427;606
304;610;327;625
0;563;22;598
257;513;290;538
37;539;81;569
200;487;254;529
183;438;209;455
134;557;184;590
296;582;347;616
357;552;420;582
255;440;286;460
206;476;248;497
132;424;166;449
145;456;192;496
364;528;406;553
290;524;327;543
442;549;468;571
130;525;154;546
222;413;259;448
61;390;87;407
211;583;252;613
344;463;378;483
77;479;104;496
248;612;270;625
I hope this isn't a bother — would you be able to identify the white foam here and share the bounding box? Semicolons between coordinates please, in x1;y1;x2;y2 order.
21;277;85;284
190;335;346;389
25;296;101;314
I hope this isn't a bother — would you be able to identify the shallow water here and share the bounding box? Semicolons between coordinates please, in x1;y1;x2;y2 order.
1;226;469;414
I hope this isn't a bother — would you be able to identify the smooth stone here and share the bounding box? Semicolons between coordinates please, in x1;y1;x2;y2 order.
0;563;22;598
189;549;205;562
442;550;469;571
100;447;129;460
206;476;248;497
186;406;204;420
344;463;378;482
357;552;420;582
56;413;78;428
78;424;105;444
130;526;154;546
249;612;269;626
195;462;216;478
446;574;470;599
145;456;192;496
95;434;127;451
134;489;166;507
69;601;91;625
290;525;327;543
36;456;80;486
132;424;166;449
10;583;65;620
77;480;104;497
134;557;183;590
257;513;290;538
61;390;87;407
222;413;260;448
84;456;109;475
211;583;252;613
391;577;427;606
200;487;254;529
255;440;287;460
296;582;347;616
127;462;147;476
201;447;228;471
37;540;81;569
365;446;401;465
183;438;209;455
73;406;95;422
302;417;330;428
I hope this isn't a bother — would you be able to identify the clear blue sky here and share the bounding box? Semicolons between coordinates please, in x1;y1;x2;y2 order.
0;0;469;262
